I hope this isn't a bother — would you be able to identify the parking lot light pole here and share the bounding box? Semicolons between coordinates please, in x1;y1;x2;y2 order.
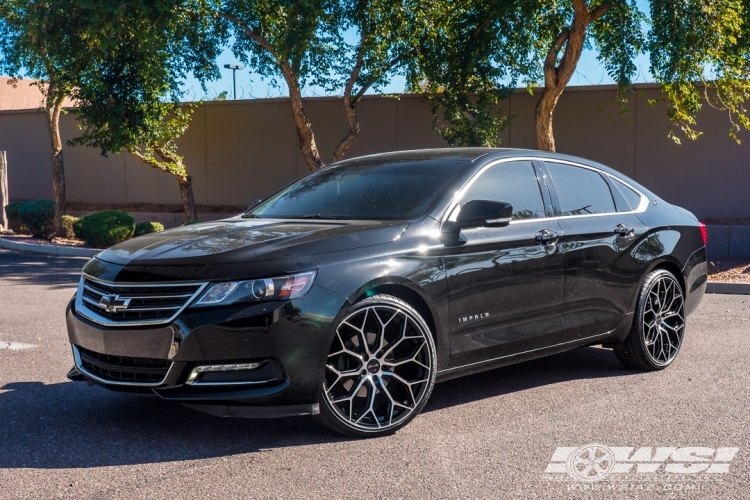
223;64;245;100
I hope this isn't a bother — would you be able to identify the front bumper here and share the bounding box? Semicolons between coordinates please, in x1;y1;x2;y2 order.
66;285;349;415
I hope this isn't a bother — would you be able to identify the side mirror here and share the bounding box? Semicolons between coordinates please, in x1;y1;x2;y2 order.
442;200;513;245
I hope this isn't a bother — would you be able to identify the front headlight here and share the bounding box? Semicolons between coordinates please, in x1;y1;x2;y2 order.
191;271;316;307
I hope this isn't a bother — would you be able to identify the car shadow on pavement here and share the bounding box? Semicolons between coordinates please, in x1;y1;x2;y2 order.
0;250;87;288
0;346;637;470
424;345;633;413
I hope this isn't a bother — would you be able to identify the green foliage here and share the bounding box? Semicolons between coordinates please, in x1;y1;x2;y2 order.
72;216;84;239
181;219;203;226
220;0;417;163
0;0;79;105
65;1;223;178
134;221;165;237
649;0;750;143
61;215;82;239
18;199;56;240
79;210;135;248
408;0;646;146
406;1;538;146
4;201;27;234
415;0;750;146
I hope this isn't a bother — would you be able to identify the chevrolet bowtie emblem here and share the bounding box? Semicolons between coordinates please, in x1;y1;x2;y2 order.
99;294;131;313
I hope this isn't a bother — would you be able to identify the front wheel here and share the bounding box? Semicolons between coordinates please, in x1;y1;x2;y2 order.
614;269;686;370
315;294;437;437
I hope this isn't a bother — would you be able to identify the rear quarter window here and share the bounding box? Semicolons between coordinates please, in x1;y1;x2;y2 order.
612;177;643;211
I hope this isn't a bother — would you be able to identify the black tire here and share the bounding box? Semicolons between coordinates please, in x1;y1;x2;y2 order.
614;269;686;370
314;294;437;438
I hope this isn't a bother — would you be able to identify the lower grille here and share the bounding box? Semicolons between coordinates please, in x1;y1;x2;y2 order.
77;346;170;385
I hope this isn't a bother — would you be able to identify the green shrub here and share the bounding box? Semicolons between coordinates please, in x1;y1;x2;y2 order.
61;215;81;239
18;199;56;239
134;221;164;237
5;201;28;234
181;219;203;226
72;216;84;239
79;210;135;248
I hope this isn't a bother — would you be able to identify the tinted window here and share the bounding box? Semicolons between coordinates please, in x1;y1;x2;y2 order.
545;162;616;216
250;160;469;220
461;161;545;220
612;178;643;211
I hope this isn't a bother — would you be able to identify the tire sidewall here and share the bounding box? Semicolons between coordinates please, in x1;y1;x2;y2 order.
316;294;437;437
635;270;685;369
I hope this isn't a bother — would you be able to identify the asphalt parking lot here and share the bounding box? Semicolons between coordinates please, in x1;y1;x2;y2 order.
0;248;748;499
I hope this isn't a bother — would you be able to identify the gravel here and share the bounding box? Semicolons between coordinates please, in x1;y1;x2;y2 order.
1;235;87;248
708;260;750;283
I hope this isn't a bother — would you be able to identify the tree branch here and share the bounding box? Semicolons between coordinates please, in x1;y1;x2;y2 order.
130;149;167;174
354;51;411;103
589;3;611;22
345;28;367;104
471;18;491;42
217;11;279;60
544;30;570;87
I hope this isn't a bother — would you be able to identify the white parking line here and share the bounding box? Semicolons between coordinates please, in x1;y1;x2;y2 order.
0;341;39;350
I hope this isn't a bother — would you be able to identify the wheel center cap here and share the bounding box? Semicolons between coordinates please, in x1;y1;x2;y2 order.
366;359;381;374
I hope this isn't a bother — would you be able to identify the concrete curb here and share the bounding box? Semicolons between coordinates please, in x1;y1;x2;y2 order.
0;237;99;257
706;282;750;295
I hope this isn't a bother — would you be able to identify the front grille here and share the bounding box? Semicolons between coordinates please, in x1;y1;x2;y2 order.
78;276;205;325
77;346;170;384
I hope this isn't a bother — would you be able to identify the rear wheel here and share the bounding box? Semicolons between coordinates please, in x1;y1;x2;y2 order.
614;269;686;370
315;294;436;437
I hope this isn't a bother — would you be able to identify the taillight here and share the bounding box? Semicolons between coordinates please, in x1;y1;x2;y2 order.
699;222;708;246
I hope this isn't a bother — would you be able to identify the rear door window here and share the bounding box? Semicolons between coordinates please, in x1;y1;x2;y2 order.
545;162;616;216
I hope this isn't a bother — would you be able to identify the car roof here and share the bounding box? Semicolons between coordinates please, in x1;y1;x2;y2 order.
336;148;658;200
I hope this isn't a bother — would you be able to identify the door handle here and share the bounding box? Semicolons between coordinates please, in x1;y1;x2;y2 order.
535;229;560;245
614;223;635;237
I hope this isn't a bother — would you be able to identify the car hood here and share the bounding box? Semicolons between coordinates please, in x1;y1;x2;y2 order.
95;217;408;268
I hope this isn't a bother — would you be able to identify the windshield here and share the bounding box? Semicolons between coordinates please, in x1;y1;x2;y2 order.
248;159;470;220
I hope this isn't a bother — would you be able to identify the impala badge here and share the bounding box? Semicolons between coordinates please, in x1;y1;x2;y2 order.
99;294;131;313
459;313;489;323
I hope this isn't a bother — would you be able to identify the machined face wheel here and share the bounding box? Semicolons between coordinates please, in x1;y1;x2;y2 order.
322;302;435;433
641;273;685;366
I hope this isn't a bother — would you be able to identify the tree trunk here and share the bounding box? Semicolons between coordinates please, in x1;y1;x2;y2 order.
280;64;324;171
535;86;565;152
0;151;8;231
47;92;66;236
331;94;360;163
534;1;609;152
151;147;198;223
178;175;198;223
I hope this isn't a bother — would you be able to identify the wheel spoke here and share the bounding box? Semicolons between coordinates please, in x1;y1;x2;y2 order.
641;275;685;366
325;364;361;392
323;304;433;431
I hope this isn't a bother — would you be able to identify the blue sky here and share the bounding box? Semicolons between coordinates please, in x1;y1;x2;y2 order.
183;0;653;101
182;46;654;101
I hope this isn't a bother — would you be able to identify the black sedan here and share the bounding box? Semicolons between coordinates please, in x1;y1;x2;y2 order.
66;148;707;437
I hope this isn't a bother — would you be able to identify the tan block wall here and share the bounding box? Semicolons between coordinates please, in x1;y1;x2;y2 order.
0;86;748;218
